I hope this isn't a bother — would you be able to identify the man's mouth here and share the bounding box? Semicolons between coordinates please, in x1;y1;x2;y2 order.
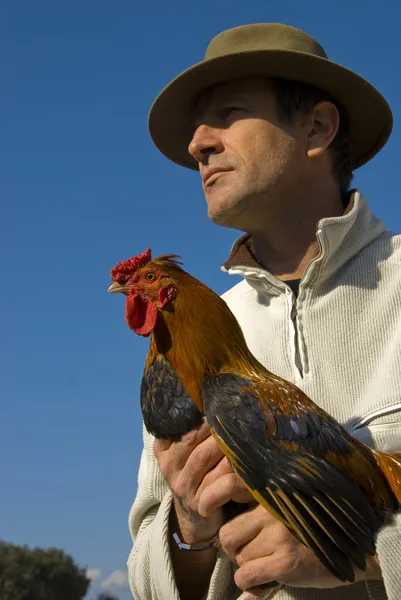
202;168;233;186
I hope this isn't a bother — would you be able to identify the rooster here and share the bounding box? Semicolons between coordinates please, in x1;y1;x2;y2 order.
108;248;401;584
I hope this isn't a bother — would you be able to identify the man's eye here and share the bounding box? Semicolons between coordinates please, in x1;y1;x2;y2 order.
220;106;243;119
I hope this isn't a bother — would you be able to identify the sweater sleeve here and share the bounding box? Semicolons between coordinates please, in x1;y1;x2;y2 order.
127;424;238;600
352;421;401;600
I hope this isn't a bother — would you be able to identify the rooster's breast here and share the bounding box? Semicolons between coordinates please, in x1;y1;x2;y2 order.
140;355;204;441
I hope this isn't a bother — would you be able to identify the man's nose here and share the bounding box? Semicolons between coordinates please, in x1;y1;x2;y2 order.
188;124;224;163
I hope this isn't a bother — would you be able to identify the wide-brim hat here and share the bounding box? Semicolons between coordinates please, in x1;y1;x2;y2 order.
148;23;393;170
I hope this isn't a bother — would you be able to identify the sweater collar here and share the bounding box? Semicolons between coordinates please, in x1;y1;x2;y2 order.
222;190;385;286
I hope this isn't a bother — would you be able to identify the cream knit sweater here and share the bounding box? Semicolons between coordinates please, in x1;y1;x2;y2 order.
127;191;401;600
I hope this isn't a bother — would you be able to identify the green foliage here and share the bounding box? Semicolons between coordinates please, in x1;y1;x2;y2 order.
0;540;90;600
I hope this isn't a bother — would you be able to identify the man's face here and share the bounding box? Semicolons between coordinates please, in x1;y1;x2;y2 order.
188;78;309;229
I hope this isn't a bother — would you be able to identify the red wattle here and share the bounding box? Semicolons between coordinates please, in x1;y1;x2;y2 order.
125;293;157;336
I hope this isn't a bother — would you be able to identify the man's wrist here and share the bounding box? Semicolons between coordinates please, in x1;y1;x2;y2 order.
169;499;218;600
172;498;221;546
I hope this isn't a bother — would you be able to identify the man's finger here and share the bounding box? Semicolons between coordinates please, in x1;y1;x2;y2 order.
219;503;272;538
153;438;172;455
236;519;291;567
181;420;212;448
181;434;224;491
240;585;281;600
218;509;264;560
198;472;253;517
235;556;282;590
197;456;234;493
155;421;212;473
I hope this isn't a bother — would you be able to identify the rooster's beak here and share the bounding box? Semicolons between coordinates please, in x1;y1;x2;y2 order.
107;281;130;294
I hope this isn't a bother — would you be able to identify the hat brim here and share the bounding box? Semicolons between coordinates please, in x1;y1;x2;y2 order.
148;49;393;170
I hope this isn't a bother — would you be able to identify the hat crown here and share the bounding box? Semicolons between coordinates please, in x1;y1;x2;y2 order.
205;23;328;61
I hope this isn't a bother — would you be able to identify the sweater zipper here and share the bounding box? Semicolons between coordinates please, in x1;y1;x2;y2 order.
287;290;303;380
227;230;325;381
286;231;325;380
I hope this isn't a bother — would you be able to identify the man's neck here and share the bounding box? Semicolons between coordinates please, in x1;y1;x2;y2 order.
251;188;346;281
253;236;320;280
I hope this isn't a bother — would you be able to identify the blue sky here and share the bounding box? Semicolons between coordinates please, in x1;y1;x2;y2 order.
2;1;400;598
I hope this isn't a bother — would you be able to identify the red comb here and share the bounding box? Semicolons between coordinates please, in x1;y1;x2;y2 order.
110;248;152;283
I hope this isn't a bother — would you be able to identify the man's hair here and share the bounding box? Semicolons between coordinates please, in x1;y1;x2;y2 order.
272;78;353;195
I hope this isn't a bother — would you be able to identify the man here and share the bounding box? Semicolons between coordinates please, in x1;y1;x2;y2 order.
127;23;401;600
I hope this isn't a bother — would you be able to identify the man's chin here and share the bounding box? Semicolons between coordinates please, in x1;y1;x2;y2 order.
207;203;246;231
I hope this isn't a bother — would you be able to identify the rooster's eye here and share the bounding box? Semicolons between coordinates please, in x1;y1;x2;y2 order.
145;272;155;281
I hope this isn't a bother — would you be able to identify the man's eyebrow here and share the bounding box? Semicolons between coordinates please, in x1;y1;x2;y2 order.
193;93;248;127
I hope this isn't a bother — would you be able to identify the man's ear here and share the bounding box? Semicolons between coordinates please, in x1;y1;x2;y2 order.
306;101;340;159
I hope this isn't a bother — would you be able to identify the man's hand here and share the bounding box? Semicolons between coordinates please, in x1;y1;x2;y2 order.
218;504;382;592
154;422;246;545
154;423;246;600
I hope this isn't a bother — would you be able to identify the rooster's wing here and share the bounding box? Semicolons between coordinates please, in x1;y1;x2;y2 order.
202;372;381;582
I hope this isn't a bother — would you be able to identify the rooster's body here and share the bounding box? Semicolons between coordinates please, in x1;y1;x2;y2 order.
109;249;401;584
